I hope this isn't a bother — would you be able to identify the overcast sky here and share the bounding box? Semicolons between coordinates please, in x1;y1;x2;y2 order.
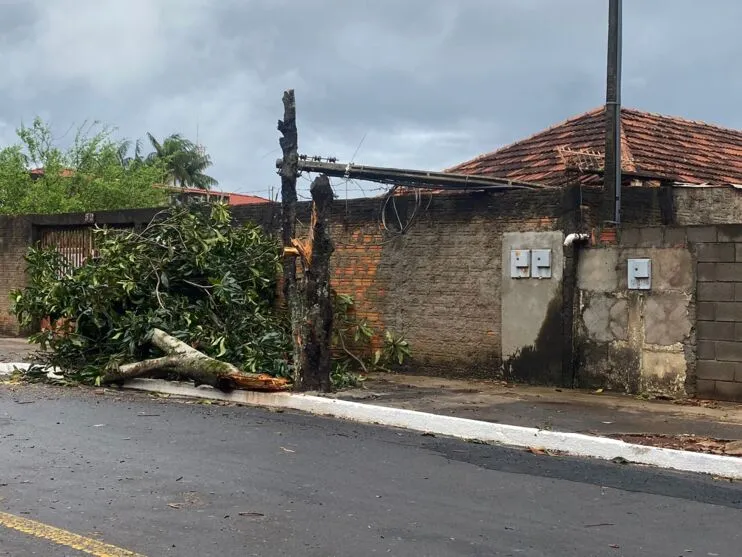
2;0;741;199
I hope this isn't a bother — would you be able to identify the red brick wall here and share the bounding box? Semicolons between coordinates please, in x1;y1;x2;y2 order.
236;191;573;377
0;217;33;336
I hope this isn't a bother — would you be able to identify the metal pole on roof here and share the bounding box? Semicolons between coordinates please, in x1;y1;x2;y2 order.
604;0;623;226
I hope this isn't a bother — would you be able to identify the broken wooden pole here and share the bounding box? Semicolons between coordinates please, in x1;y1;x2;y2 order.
277;89;303;383
297;175;335;392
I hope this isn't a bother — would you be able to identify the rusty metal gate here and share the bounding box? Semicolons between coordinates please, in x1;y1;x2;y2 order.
39;226;96;269
38;224;135;270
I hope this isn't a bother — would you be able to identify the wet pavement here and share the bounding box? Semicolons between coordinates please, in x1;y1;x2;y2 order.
332;373;742;441
0;383;741;556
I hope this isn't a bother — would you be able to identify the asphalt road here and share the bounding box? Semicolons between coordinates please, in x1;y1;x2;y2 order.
0;384;740;556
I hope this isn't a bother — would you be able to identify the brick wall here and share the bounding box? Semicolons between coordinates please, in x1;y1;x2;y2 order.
0;185;675;381
693;225;742;401
238;190;573;377
0;216;33;335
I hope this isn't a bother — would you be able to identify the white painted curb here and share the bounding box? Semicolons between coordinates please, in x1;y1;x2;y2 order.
0;362;63;378
124;378;742;480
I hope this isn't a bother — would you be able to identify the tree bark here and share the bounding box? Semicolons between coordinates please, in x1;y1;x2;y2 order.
101;329;289;392
277;89;303;384
297;175;335;392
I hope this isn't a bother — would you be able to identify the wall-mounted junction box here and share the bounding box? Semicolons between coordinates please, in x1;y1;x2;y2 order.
510;249;531;278
628;258;651;290
532;249;552;279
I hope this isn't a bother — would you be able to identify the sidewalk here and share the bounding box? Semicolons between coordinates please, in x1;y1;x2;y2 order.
330;373;742;452
0;337;36;363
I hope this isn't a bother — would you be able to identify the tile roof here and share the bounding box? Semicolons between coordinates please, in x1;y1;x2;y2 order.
29;167;76;178
448;107;742;186
155;186;270;205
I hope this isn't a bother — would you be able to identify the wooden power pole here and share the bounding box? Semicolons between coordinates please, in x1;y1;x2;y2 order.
298;175;335;391
278;90;303;383
277;90;335;392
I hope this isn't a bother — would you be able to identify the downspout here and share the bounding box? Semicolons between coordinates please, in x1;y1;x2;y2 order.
563;231;589;387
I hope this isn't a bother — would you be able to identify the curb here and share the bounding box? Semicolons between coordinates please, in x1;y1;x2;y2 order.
124;378;742;480
0;363;63;378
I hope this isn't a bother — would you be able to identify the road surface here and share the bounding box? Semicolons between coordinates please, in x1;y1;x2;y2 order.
0;384;740;556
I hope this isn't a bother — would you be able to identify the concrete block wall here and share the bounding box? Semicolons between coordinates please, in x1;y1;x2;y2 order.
576;227;695;396
691;226;742;401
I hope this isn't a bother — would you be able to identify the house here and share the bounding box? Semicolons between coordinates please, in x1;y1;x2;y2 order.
28;168;270;207
155;186;270;206
448;107;742;189
29;167;76;179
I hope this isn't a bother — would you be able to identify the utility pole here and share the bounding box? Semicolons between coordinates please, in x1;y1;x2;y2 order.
604;0;623;226
278;90;303;385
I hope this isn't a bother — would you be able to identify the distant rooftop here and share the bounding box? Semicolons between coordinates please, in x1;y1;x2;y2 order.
155;186;270;206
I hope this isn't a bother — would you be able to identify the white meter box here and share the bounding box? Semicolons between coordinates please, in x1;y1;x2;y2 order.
532;249;552;279
510;249;531;278
628;258;651;290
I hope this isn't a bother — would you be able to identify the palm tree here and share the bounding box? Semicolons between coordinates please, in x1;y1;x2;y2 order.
116;139;144;170
146;133;217;190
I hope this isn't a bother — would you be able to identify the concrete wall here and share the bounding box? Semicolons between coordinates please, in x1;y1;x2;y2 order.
501;231;565;384
691;225;742;401
576;228;695;396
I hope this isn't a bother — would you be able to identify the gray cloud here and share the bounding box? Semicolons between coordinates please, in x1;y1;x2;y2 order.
1;0;741;199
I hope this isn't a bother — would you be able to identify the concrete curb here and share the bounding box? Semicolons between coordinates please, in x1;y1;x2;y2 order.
0;363;63;377
0;363;36;374
124;378;742;480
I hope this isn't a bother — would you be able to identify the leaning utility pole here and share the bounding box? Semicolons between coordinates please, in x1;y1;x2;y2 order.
604;0;623;226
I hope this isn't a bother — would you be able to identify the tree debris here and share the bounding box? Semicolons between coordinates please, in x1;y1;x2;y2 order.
102;329;289;392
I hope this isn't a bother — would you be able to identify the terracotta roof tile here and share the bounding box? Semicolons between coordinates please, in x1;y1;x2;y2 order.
448;107;742;186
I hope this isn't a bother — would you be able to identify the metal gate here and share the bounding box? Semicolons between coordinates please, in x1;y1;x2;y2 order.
39;226;96;269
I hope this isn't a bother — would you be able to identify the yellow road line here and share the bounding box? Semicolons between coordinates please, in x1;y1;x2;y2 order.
0;511;146;557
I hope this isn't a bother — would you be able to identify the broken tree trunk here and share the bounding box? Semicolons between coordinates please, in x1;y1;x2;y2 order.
297;175;335;392
277;89;303;384
101;328;289;392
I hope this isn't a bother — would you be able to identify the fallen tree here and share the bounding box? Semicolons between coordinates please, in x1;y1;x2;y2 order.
11;203;293;387
12;199;410;391
102;328;288;391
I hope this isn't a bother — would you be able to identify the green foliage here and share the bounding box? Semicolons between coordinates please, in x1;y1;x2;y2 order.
10;203;290;384
378;330;411;366
330;291;410;388
0;118;168;215
146;133;217;190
